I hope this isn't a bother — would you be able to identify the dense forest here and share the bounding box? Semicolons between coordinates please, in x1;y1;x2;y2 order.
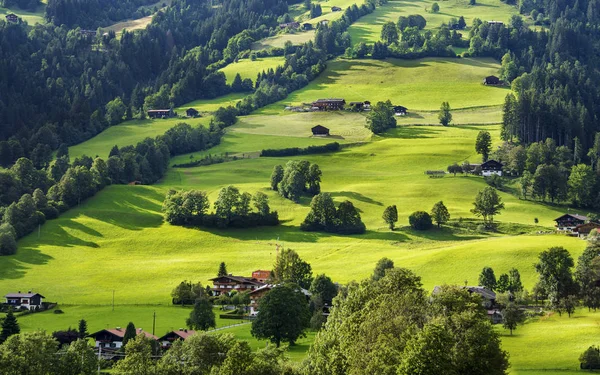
45;0;157;28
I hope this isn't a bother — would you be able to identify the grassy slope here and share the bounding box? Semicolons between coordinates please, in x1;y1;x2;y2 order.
0;1;45;24
251;31;316;50
348;0;518;44
267;57;508;110
219;57;286;84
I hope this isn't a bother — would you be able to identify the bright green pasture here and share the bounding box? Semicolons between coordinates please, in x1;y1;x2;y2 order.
69;117;212;160
348;0;518;44
396;105;503;125
266;57;508;110
176;93;246;113
3;124;586;305
219;57;286;84
500;309;600;374
251;31;315;50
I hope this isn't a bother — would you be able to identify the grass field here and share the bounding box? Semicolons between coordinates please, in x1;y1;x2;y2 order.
176;93;247;113
0;2;45;24
102;0;172;34
69;116;212;160
251;31;316;50
219;57;286;84
348;0;519;44
266;57;508;110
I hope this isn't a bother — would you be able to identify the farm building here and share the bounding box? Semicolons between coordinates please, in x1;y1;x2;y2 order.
209;274;265;296
159;329;196;349
393;105;408;115
575;222;600;238
480;159;503;176
5;14;18;23
433;286;496;309
554;213;588;231
320;19;329;26
312;125;330;136
312;98;345;110
186;108;199;117
279;22;300;29
487;309;503;324
147;109;175;119
89;328;158;350
4;291;44;310
348;101;365;110
303;22;312;30
331;6;342;11
483;75;501;85
487;20;504;25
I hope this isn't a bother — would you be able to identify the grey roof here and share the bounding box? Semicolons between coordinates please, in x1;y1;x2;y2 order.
5;292;44;298
249;284;311;296
466;286;496;300
555;213;588;221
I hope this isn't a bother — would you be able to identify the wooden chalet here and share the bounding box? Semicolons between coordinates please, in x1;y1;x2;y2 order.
4;291;44;310
311;125;330;136
5;14;18;23
209;274;265;296
279;21;300;29
303;22;313;30
331;6;342;11
554;213;588;232
186;108;199;118
481;159;503;176
575;222;600;238
159;329;196;348
483;75;501;85
393;105;407;115
147;109;175;119
487;309;503;324
349;101;365;110
89;327;157;350
487;20;504;25
312;98;345;110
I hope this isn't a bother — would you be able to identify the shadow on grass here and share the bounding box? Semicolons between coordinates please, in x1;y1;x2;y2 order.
330;191;384;206
399;225;484;241
385;126;443;139
0;248;53;280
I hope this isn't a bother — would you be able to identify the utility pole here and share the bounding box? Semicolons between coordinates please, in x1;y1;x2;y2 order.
97;345;102;375
152;311;156;336
112;290;115;312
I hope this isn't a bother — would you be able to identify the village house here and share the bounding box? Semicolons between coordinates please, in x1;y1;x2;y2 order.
186;108;199;118
209;274;265;296
331;6;342;11
312;125;330;136
483;75;501;85
312;98;346;110
349;101;365;111
5;14;18;23
481;159;503;176
433;286;496;309
303;22;312;30
393;105;408;116
575;222;600;238
487;20;504;25
251;270;271;283
249;284;311;315
279;22;300;29
4;291;44;310
147;109;175;119
158;329;196;349
554;213;588;232
88;327;157;350
487;309;503;324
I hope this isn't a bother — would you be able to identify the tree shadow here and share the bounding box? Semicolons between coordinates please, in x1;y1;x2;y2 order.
330;191;384;206
384;126;443;139
0;248;53;280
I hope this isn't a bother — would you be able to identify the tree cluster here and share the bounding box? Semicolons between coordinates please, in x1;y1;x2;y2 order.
270;160;322;202
478;266;524;294
365;100;396;134
301;193;366;234
162;186;279;229
45;0;156;28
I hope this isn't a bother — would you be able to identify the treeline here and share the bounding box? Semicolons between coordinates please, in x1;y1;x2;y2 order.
0;122;220;256
0;0;290;167
162;186;279;229
260;142;340;157
45;0;156;28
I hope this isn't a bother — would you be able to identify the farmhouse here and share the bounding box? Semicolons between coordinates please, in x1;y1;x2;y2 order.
186;108;199;117
4;291;44;310
393;105;407;115
209;274;265;296
554;213;588;232
349;101;365;111
487;309;503;324
481;159;503;176
159;329;196;348
483;75;501;85
249;284;311;315
5;14;18;23
312;98;345;110
303;22;312;30
487;20;504;25
252;270;271;283
331;6;342;11
279;22;300;29
312;125;330;136
89;327;157;350
147;109;175;119
575;222;600;238
433;286;496;309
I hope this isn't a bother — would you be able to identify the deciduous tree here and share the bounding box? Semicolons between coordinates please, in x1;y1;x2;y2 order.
382;205;398;230
471;187;504;227
438;102;452;126
187;297;216;331
431;201;450;227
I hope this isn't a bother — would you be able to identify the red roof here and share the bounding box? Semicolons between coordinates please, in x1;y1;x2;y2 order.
159;329;197;341
92;328;158;340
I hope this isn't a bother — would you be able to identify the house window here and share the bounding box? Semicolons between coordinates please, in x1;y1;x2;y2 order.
110;343;116;348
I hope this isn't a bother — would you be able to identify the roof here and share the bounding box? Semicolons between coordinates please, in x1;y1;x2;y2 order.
485;75;499;79
481;159;503;168
158;329;197;341
554;213;588;222
5;292;45;298
186;108;198;112
89;328;158;340
312;125;329;131
349;102;364;105
249;284;311;297
466;286;496;300
209;275;264;285
314;98;345;103
147;109;172;112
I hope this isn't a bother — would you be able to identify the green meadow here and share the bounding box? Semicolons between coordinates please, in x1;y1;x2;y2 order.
0;1;45;24
348;0;519;44
219;57;286;84
269;57;508;110
251;30;316;50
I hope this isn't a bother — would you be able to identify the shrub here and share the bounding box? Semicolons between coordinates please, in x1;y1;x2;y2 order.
408;211;433;230
53;309;64;314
